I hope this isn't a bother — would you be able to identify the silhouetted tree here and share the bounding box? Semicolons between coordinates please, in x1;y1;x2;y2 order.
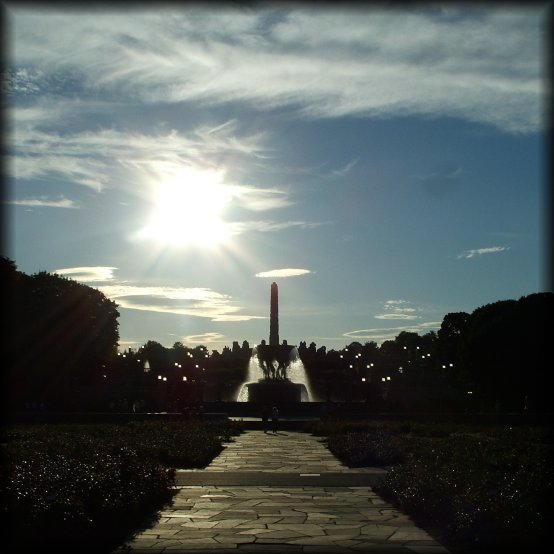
140;340;170;374
9;263;119;410
457;293;553;412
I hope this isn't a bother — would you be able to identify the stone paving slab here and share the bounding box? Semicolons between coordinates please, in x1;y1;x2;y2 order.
175;471;387;487
203;431;356;473
113;431;450;553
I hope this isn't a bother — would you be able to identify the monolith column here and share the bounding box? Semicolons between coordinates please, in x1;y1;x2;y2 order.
269;282;279;346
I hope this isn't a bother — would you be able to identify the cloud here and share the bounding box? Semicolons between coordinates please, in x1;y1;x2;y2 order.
255;268;311;278
54;266;117;281
332;158;359;177
181;332;227;345
344;321;442;344
9;107;326;239
7;196;79;209
457;246;510;259
419;166;463;182
374;313;418;321
8;7;545;134
95;284;264;322
8;117;268;194
232;187;293;211
48;271;261;322
231;220;325;234
375;299;419;320
417;164;463;196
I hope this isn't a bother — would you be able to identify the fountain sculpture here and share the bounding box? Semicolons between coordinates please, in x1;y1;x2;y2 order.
236;282;311;402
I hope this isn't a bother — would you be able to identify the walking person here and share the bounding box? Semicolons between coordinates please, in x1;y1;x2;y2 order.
271;405;279;434
261;404;270;434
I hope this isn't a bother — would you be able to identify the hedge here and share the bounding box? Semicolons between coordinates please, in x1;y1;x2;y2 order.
1;419;243;552
323;422;552;552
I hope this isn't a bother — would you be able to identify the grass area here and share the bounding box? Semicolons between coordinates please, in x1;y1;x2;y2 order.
1;419;243;553
305;418;552;553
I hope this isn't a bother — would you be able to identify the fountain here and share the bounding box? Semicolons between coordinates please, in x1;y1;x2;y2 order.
236;282;312;402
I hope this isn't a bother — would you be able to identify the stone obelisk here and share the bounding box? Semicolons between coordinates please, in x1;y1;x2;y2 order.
243;281;308;402
269;282;279;346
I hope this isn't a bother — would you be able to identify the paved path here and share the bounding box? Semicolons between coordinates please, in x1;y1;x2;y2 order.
113;431;449;553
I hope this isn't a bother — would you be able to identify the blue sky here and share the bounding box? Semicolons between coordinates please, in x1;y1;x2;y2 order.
3;3;551;352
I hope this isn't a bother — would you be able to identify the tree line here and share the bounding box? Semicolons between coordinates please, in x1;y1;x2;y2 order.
2;255;552;413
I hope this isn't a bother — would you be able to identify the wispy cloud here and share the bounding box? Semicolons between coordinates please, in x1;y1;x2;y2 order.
53;268;263;321
8;110;318;236
457;246;510;259
417;164;463;195
54;266;117;281
231;220;325;234
232;187;293;211
344;321;441;344
7;196;79;209
255;268;311;278
181;332;228;345
8;118;267;194
419;166;463;182
332;158;359;177
95;284;264;322
8;7;545;134
375;299;419;320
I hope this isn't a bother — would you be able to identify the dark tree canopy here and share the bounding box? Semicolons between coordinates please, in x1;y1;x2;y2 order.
6;258;120;409
457;293;553;411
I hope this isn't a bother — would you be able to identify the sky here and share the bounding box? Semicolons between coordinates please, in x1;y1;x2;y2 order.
2;2;551;353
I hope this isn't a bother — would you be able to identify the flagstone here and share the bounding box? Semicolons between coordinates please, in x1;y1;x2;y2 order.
112;430;450;553
324;526;361;536
179;521;220;528
266;523;326;534
359;524;398;538
253;530;307;539
389;528;436;541
212;519;251;528
213;535;254;544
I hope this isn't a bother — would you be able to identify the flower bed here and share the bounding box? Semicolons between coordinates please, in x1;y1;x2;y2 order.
1;419;243;552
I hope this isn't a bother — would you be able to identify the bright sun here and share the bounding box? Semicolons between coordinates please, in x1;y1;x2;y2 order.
141;169;233;247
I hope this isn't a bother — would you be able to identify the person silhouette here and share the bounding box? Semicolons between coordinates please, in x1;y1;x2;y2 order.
271;405;279;434
262;404;270;434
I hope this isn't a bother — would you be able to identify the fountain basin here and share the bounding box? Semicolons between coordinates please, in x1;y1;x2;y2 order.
246;380;309;404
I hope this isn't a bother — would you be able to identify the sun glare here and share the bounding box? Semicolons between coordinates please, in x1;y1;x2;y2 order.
140;169;233;247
